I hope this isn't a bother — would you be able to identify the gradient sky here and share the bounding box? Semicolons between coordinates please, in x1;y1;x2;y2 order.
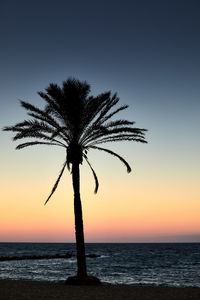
0;0;200;242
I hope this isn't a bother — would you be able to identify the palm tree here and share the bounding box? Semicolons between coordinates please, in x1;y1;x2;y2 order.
3;78;147;284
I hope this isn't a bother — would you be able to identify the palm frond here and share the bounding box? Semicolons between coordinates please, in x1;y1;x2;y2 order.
38;91;60;111
16;141;63;150
90;146;132;173
98;105;128;126
3;125;24;132
13;130;52;142
92;93;119;126
82;126;146;146
50;127;68;140
38;91;66;124
20;100;44;115
87;135;147;146
27;113;71;143
79;124;108;145
81;92;112;128
104;120;135;128
83;154;99;193
6;119;66;147
44;161;67;205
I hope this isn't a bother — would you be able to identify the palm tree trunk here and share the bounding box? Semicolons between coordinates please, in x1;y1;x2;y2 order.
72;161;87;277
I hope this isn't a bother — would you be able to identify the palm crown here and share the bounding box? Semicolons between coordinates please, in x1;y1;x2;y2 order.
4;78;147;203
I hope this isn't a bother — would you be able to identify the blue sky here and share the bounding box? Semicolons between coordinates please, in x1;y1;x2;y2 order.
1;0;200;128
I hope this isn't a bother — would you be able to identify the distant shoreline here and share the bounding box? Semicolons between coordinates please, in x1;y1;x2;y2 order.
0;280;200;300
0;241;200;244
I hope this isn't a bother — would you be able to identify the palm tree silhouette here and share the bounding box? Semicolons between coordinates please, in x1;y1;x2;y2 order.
3;78;147;284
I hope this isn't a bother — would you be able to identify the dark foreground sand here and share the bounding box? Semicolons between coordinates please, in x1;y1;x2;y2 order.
0;280;200;300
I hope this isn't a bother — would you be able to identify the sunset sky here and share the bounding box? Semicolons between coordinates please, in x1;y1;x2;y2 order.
0;0;200;242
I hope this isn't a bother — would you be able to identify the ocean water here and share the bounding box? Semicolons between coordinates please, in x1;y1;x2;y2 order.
0;243;199;287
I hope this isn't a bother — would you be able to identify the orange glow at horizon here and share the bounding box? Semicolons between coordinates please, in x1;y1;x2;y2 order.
1;167;199;242
1;141;200;242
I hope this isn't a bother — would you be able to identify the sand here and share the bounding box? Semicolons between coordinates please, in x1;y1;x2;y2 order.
0;280;200;300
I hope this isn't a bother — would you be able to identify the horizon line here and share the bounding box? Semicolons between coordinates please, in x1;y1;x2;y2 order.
0;241;200;244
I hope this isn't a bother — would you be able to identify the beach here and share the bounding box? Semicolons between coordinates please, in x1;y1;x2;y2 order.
0;280;200;300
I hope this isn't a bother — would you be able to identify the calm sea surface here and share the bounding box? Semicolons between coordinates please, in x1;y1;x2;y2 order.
0;243;199;287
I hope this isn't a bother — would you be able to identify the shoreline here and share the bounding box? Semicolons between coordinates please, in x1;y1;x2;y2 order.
0;280;200;300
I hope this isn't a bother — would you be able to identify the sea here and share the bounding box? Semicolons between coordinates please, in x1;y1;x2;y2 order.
0;243;199;287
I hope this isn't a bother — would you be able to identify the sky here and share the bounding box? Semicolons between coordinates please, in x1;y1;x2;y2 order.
0;0;200;242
